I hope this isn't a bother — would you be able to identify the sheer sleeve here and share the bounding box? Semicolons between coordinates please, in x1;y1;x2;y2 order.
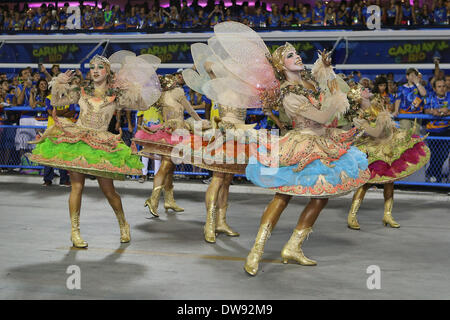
116;82;148;111
50;76;80;106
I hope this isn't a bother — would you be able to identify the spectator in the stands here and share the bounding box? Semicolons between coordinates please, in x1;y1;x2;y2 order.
280;3;293;27
29;78;49;136
181;0;195;28
58;3;69;29
296;4;312;26
336;2;350;26
31;71;40;87
350;2;364;26
324;5;337;26
424;78;449;183
208;4;224;27
394;67;427;135
147;6;160;28
268;4;281;27
136;6;147;29
112;5;126;29
16;68;32;106
433;0;447;24
103;3;114;29
251;6;266;27
399;1;415;25
82;5;94;29
23;9;35;30
417;3;433;25
312;0;326;25
168;5;181;28
40;64;60;82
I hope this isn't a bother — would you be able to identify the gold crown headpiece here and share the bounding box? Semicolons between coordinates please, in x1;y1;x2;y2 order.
271;42;296;73
89;54;111;67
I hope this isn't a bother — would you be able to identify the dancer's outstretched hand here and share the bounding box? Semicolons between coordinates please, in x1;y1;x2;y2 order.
319;49;332;67
58;70;75;84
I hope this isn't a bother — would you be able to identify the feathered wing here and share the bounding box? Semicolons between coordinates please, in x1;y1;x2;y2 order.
183;22;279;109
109;50;162;108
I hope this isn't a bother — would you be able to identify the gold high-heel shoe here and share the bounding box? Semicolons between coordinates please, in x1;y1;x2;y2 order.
382;197;400;228
244;222;271;276
215;205;239;237
204;204;217;243
281;228;316;266
144;185;163;217
164;187;184;213
70;211;88;248
115;210;131;243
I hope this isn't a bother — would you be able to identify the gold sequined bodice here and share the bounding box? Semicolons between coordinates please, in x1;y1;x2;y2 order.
76;95;117;132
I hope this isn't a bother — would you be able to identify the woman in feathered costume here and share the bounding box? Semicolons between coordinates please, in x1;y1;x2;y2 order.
133;71;210;218
236;35;370;275
28;51;162;247
180;43;261;243
347;80;430;229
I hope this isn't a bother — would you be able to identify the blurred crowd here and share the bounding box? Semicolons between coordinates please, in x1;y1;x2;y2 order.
0;0;449;31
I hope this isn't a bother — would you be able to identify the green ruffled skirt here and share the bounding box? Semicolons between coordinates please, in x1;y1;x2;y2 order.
28;138;143;180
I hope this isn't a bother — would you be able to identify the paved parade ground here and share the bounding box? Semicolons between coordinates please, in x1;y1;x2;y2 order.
0;175;449;300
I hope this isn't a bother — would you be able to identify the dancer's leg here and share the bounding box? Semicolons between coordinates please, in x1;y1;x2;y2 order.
215;173;239;236
144;156;173;217
244;193;292;275
382;183;399;228
347;184;370;230
204;172;225;243
68;171;87;248
97;176;130;242
281;198;329;266
163;163;184;213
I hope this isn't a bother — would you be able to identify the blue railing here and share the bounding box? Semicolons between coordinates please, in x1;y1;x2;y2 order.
1;106;448;187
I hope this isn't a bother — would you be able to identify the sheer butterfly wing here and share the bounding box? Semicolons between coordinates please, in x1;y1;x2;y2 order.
112;51;161;106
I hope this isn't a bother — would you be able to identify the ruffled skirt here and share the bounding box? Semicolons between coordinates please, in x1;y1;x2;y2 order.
28;120;142;180
356;129;430;184
245;128;371;197
134;125;259;175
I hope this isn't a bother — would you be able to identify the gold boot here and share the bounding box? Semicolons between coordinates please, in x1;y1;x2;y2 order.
164;187;184;213
347;199;362;230
114;210;131;243
244;223;272;276
216;205;239;237
69;211;88;248
281;228;317;266
382;197;400;228
204;204;217;243
347;185;368;230
144;185;163;217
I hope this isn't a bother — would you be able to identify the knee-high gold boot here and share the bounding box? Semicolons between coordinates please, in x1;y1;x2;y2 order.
244;222;272;276
216;205;239;237
70;210;88;248
281;227;316;266
114;209;131;243
382;196;400;228
164;187;184;213
144;185;163;217
204;203;217;243
347;186;368;230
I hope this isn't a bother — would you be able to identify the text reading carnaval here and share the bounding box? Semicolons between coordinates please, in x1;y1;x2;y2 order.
177;304;273;317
